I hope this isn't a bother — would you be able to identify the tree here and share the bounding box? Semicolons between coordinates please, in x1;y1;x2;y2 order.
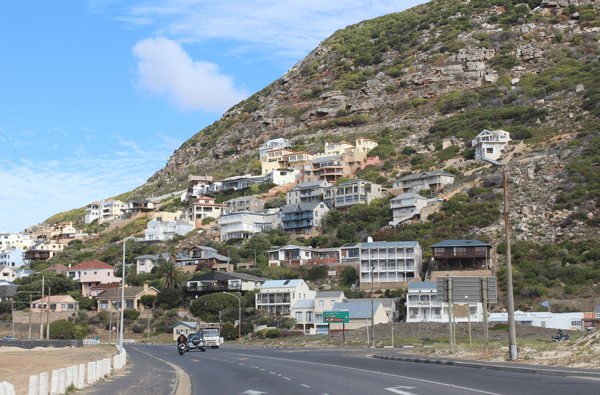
77;297;97;311
140;294;155;309
156;288;184;310
221;321;237;340
304;266;328;281
158;260;183;290
340;266;358;287
190;293;238;322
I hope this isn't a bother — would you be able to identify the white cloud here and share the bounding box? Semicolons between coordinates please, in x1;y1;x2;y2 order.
132;37;248;112
157;133;183;151
121;0;426;59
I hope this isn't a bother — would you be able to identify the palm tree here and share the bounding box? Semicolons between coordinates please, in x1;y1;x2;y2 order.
158;260;183;290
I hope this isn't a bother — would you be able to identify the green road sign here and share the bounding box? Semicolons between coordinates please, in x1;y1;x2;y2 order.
323;311;349;323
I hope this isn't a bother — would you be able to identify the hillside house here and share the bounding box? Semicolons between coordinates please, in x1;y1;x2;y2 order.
135;253;171;275
255;279;316;317
186;271;267;299
181;196;223;226
328;300;389;331
223;196;264;214
97;284;159;311
302;155;352;184
277;202;329;235
430;239;492;271
393;170;455;194
0;231;34;250
267;245;339;267
30;295;79;313
292;290;346;335
218;211;276;242
67;261;120;298
406;281;483;323
0;246;25;268
259;138;292;159
99;200;126;223
472;129;511;163
323;179;384;211
85;201;100;223
0;266;17;282
389;193;428;226
144;218;194;243
286;180;329;205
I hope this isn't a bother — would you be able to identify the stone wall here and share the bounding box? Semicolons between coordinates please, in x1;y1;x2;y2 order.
0;339;82;349
13;311;77;325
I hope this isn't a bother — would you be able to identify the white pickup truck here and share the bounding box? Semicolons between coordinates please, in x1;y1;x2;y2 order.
201;328;223;349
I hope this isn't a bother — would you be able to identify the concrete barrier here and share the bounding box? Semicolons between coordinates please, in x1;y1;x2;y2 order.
0;381;16;395
87;362;95;385
28;375;39;395
0;340;82;350
70;366;77;390
39;373;48;395
65;367;72;388
57;369;65;394
77;364;85;389
50;370;58;395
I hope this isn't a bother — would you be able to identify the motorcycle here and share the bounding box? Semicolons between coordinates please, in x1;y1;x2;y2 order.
552;330;570;342
178;342;187;355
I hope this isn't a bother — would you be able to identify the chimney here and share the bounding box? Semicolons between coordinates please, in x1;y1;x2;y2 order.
143;284;149;292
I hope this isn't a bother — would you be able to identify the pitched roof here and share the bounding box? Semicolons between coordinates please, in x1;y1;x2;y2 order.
189;271;267;282
170;321;198;330
359;241;420;248
292;299;315;309
429;239;491;248
397;170;454;182
311;155;342;163
346;298;396;309
32;295;77;304
45;263;68;272
316;291;344;298
408;281;437;290
70;261;116;271
291;180;328;189
279;202;326;213
331;300;383;319
96;286;158;299
261;279;304;288
390;192;427;201
89;282;121;292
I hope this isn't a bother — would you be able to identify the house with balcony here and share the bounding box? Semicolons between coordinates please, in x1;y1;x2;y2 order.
135;253;171;274
0;246;25;268
260;138;292;159
430;239;492;271
267;245;339;267
286;180;329;205
324;141;354;155
181;196;223;227
291;290;346;335
224;196;264;214
277;202;329;235
255;167;299;186
472;129;511;163
67;260;120;298
184;175;214;201
99;200;126;223
220;174;258;193
53;222;87;244
186;271;268;299
302;155;352;184
340;239;422;289
218;211;276;242
85;201;100;223
393;170;455;194
354;137;378;153
406;281;483;323
23;242;63;263
144;218;194;243
30;295;79;313
0;231;34;250
97;284;159;312
389;193;429;226
261;147;298;175
323;179;384;211
256;279;316;317
122;200;155;220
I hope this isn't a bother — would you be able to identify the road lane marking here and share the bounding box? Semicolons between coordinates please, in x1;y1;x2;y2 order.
301;384;310;388
227;352;502;395
385;385;417;395
284;377;291;381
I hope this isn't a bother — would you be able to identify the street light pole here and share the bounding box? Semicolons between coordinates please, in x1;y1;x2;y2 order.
120;236;135;351
371;266;375;348
223;292;241;342
253;249;257;266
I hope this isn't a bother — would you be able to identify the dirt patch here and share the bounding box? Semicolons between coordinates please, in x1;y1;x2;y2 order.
0;345;118;395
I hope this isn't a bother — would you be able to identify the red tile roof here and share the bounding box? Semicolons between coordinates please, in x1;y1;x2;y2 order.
70;261;116;270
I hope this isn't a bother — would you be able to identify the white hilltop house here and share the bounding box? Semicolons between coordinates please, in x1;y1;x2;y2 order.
472;129;511;163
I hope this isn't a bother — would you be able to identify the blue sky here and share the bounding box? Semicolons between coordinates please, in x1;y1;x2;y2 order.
0;0;424;233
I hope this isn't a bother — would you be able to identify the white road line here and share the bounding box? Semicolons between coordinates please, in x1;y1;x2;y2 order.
301;384;310;388
270;372;277;375
227;352;503;395
284;377;291;381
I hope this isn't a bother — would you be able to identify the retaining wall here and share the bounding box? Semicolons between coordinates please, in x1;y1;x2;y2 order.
0;339;83;349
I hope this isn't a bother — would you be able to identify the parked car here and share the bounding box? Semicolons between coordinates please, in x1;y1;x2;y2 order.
3;335;18;341
186;332;206;352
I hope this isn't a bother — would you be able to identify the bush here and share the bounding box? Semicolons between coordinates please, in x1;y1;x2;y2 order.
154;325;166;334
123;310;140;321
49;320;89;340
132;325;144;334
201;217;216;225
140;294;155;309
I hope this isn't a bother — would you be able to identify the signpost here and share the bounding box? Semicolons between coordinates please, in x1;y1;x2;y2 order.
324;311;349;341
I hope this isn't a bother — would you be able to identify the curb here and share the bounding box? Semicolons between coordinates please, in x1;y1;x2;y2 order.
372;354;600;378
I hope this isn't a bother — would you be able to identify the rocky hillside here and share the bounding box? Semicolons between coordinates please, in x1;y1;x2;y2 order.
125;0;600;245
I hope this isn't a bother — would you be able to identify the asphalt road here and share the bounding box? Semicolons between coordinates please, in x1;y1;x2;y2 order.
128;344;600;395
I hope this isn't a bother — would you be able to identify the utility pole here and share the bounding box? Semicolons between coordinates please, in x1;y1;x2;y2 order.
46;287;51;340
28;294;32;339
40;277;44;340
371;266;375;348
10;298;14;338
504;168;517;360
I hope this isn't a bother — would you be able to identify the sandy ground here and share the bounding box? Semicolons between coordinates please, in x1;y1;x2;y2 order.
0;345;118;395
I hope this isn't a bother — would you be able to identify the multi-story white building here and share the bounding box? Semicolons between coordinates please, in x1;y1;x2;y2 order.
0;246;25;268
389;193;429;226
144;218;194;242
181;196;223;226
472;129;511;163
255;279;316;317
224;196;264;214
406;281;483;323
85;201;100;223
135;253;171;275
291;290;346;335
0;266;17;282
259;138;292;160
286;180;329;205
340;239;422;289
0;231;33;250
218;211;276;242
267;245;339;267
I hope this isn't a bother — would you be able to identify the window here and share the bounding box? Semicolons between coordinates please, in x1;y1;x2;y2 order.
330;300;335;308
296;312;303;322
306;312;313;322
318;300;324;308
126;300;134;309
572;320;582;327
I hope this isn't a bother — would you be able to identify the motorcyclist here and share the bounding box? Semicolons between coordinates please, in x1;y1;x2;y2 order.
177;333;188;351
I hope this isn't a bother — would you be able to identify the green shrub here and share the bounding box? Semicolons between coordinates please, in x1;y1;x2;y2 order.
49;320;89;340
202;217;216;225
385;84;396;92
132;325;144;334
123;310;140;321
